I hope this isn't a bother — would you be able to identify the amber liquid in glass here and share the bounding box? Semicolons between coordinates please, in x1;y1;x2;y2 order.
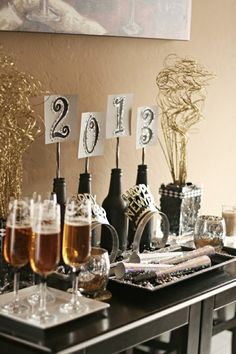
195;237;223;249
30;232;60;276
62;223;91;268
4;226;31;268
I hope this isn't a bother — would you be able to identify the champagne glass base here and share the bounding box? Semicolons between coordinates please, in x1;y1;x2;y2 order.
26;9;60;23
29;311;56;324
84;290;112;302
122;22;142;36
60;301;88;314
27;286;55;306
66;288;83;296
1;302;29;314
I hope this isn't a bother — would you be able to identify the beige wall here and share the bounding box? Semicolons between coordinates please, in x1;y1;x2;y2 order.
0;0;236;216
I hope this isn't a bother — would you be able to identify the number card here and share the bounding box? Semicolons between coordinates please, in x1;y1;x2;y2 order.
106;93;133;139
45;95;78;144
78;112;105;158
136;106;158;149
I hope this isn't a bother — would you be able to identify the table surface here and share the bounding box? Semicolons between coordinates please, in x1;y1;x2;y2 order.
0;255;236;354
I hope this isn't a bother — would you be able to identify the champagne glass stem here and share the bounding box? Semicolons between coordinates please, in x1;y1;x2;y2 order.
71;269;80;307
31;273;36;286
130;0;135;25
39;277;47;315
13;270;20;309
40;0;49;15
75;270;80;297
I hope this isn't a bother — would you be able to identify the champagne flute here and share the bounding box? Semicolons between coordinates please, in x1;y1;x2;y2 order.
1;199;32;314
29;199;60;323
26;0;60;22
27;193;57;306
122;0;142;36
60;197;91;313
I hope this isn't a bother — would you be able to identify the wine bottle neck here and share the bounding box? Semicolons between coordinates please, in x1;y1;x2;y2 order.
53;177;66;205
108;168;123;196
78;173;92;194
136;164;148;185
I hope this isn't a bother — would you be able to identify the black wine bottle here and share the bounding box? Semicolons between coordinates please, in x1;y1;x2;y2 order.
128;164;152;252
100;168;128;254
53;177;66;234
78;172;96;246
0;218;6;230
78;173;91;195
53;177;66;265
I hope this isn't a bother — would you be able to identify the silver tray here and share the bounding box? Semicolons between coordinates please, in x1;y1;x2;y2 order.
109;252;236;292
0;285;109;329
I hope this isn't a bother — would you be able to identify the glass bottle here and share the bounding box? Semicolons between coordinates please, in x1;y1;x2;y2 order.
100;168;128;254
53;177;66;265
128;164;152;252
78;173;96;246
78;173;91;195
53;177;66;233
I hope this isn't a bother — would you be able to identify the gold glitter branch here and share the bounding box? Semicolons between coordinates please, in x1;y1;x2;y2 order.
156;55;215;186
0;49;44;220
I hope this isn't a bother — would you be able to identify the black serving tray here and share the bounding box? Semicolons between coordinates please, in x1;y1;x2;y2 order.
109;250;236;293
222;245;236;256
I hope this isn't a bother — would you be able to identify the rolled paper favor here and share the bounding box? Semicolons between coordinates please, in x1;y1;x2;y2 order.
155;255;211;277
155;245;184;253
129;251;184;264
158;245;215;265
115;262;173;280
131;255;212;283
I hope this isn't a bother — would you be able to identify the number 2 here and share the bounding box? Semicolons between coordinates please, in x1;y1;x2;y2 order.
50;96;70;141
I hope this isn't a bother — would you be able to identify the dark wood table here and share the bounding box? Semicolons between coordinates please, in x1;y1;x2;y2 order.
0;260;236;354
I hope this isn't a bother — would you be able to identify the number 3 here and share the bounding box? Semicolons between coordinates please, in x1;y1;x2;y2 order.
140;108;154;146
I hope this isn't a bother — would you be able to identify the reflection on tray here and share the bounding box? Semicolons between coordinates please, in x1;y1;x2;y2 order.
0;286;109;329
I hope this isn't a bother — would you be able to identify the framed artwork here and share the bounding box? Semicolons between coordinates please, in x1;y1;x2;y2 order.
0;0;192;40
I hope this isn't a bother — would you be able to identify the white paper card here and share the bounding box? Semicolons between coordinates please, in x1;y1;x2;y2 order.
45;95;78;144
106;93;133;138
78;112;105;158
136;106;158;149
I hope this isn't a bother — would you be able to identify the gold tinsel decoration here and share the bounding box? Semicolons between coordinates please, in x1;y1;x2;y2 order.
156;55;215;186
0;49;43;219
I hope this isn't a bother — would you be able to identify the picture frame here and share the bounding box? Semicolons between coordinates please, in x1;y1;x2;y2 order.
0;0;192;40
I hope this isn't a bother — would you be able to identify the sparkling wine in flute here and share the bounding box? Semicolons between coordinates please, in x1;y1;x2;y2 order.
1;199;33;315
4;226;31;268
30;231;61;276
62;223;91;268
60;197;91;314
29;200;61;323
